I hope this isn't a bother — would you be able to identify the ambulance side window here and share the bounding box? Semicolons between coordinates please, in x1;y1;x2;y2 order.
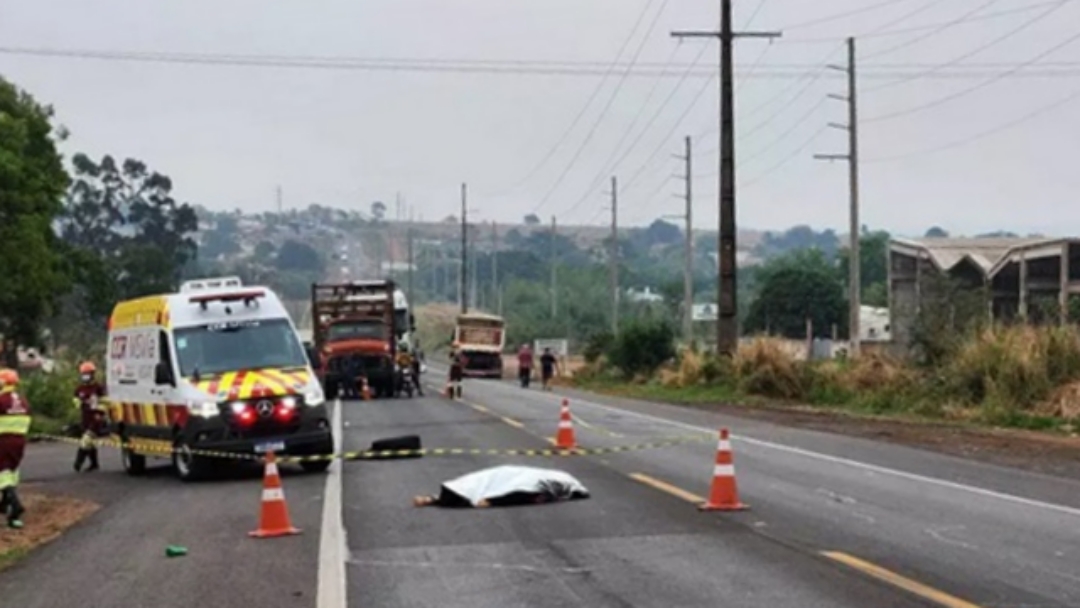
155;330;176;387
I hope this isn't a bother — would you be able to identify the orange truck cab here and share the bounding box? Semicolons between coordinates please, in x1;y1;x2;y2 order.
312;281;398;399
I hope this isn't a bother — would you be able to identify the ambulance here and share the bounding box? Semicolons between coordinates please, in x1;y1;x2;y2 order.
105;276;335;481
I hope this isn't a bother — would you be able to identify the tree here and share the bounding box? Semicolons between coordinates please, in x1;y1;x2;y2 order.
0;76;71;363
371;201;386;221
523;213;540;226
637;220;682;248
275;240;323;273
745;250;847;339
254;241;277;259
60;154;199;317
836;229;890;307
924;226;949;238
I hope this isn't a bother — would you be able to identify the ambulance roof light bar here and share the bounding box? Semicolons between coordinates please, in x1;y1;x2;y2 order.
180;276;243;293
188;289;266;311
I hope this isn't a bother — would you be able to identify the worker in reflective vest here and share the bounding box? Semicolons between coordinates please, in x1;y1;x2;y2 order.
73;361;106;472
0;368;30;529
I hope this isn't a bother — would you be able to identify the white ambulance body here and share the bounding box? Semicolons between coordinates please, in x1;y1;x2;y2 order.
105;276;334;481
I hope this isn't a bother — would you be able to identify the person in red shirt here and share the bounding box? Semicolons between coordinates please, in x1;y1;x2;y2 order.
73;361;107;473
516;344;534;389
0;368;30;528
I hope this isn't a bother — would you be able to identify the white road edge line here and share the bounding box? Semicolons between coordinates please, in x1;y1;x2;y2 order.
317;398;347;608
470;376;1080;519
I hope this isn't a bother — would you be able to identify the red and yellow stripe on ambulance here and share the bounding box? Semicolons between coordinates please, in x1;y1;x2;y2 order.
105;295;186;429
192;368;312;401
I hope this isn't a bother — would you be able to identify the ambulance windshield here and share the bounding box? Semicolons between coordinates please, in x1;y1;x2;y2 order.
174;318;308;377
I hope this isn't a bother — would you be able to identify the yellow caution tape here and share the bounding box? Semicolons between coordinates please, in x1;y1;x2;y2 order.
30;432;712;464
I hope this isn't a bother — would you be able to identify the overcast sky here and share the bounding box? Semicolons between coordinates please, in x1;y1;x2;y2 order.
2;0;1079;236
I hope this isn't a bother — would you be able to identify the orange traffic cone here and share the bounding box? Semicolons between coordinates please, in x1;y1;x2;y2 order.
555;398;577;449
699;428;747;511
250;452;301;538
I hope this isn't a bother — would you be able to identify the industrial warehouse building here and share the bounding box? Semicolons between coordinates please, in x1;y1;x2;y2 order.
888;237;1080;346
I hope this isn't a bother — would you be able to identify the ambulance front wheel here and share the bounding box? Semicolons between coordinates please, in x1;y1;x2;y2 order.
121;446;146;476
172;440;208;482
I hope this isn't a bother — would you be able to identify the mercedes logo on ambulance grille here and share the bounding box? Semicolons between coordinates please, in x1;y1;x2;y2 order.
256;400;274;417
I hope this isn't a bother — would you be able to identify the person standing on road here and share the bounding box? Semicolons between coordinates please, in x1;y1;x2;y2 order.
0;368;30;529
540;347;559;392
73;361;106;473
447;342;465;399
517;343;534;388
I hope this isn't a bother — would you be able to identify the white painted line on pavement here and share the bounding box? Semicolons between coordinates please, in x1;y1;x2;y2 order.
477;381;1080;519
317;399;347;608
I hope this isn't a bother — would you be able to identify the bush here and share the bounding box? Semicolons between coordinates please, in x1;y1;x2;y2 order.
21;369;79;426
583;331;615;364
605;320;675;379
732;338;806;399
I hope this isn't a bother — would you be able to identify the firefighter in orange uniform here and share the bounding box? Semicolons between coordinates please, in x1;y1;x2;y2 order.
0;368;30;529
73;362;107;472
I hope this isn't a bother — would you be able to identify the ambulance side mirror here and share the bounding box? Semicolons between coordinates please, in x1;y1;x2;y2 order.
154;362;175;387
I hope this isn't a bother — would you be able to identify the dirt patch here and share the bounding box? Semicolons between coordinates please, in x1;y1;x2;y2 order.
0;488;99;572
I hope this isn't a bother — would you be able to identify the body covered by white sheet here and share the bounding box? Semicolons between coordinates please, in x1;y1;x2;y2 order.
441;465;590;506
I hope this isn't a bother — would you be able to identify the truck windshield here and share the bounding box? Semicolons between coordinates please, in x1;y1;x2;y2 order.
174;318;308;377
327;320;387;342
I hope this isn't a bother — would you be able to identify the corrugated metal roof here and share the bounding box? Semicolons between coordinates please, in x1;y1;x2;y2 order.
890;236;1058;275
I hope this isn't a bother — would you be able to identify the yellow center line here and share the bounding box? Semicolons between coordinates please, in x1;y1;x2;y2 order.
629;472;705;504
500;416;525;429
821;551;984;608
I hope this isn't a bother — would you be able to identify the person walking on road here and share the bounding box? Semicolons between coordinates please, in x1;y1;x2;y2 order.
0;368;30;529
540;347;559;392
73;361;106;472
447;342;465;399
517;343;534;388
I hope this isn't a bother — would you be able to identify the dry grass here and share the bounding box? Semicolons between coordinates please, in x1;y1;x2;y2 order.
732;338;806;399
0;490;99;571
414;303;460;351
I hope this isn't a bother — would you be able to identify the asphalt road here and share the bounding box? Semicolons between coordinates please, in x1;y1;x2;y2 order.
439;373;1080;608
3;375;1079;608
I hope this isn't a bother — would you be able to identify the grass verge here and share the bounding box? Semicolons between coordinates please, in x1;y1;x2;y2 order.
0;490;99;572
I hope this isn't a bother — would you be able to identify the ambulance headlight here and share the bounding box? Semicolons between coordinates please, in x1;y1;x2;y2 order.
229;402;247;415
304;389;325;407
190;402;220;418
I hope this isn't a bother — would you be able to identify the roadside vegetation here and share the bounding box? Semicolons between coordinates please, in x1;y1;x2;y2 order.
575;321;1080;434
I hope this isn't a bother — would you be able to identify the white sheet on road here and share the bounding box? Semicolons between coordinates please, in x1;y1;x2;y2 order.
442;465;589;507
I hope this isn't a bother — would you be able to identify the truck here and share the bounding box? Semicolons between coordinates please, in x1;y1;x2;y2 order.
312;280;404;399
453;312;506;378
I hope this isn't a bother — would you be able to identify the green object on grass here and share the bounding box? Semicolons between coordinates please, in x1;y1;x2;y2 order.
165;545;187;557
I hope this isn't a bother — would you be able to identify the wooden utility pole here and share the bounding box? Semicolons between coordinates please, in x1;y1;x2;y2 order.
491;221;499;315
814;37;861;356
460;183;468;314
275;185;283;214
610;176;620;335
406;217;414;310
672;0;781;356
550;216;558;318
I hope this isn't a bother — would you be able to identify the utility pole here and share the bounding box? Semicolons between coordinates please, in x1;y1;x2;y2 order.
550;216;558;318
275;185;283;214
672;1;781;356
491;221;499;315
609;176;620;335
407;211;415;311
460;183;468;314
814;36;860;357
675;135;694;344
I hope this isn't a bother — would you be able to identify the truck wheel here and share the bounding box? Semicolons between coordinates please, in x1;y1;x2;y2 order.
172;439;208;482
121;443;147;476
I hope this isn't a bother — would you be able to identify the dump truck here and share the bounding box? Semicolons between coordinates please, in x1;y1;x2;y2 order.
453;312;506;378
312;280;398;398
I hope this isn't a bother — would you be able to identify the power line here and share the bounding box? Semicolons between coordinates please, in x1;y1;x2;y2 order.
863;0;1068;92
739;125;830;189
527;0;671;214
484;0;661;196
778;0;922;31
738;97;829;166
4;45;1080;79
556;42;710;218
784;0;1078;43
863;28;1080;123
863;83;1080;163
861;0;1000;60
